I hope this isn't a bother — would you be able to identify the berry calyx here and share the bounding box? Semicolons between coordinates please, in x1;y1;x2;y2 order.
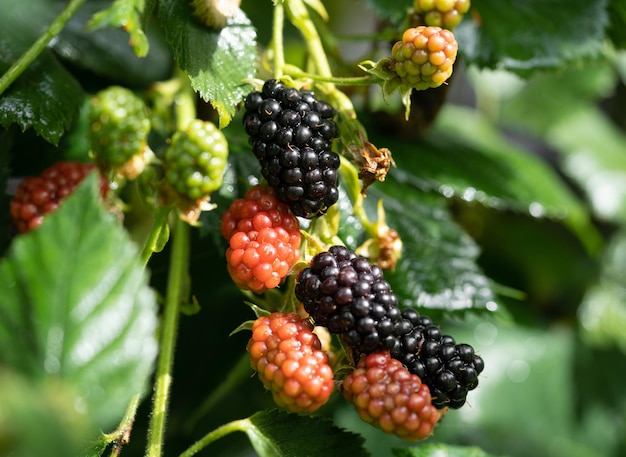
391;26;458;90
10;161;108;233
88;86;152;179
247;312;335;413
243;79;341;219
341;351;442;441
413;0;471;30
163;119;229;202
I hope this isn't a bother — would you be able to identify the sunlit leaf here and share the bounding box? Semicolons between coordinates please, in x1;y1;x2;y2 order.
393;443;501;457
157;0;257;126
0;175;158;430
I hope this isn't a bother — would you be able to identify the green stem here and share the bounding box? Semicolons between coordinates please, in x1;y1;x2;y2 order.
102;394;141;456
178;419;250;457
182;352;252;433
140;207;171;267
285;0;332;79
283;65;378;86
146;218;190;457
272;1;285;79
0;0;86;96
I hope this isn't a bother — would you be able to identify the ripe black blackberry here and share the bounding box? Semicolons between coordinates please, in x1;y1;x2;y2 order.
295;245;410;356
394;309;484;409
243;79;340;219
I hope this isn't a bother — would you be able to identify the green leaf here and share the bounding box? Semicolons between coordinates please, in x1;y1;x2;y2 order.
369;187;496;313
0;174;158;430
545;107;626;224
607;0;626;49
157;1;257;126
247;409;370;457
393;443;501;457
54;1;173;86
361;0;410;23
381;105;600;253
458;0;609;75
88;0;149;57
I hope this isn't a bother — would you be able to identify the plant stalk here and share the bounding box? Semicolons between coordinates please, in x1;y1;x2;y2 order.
178;419;250;457
146;218;190;457
0;0;86;96
140;207;171;267
272;1;286;79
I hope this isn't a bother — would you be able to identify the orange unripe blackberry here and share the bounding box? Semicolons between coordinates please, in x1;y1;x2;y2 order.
247;312;335;413
341;351;442;441
391;26;458;90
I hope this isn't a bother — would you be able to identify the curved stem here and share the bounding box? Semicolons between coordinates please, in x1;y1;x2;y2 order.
283;65;378;86
0;0;86;96
146;218;190;457
102;394;141;457
182;352;252;433
140;207;171;267
178;419;250;457
272;1;285;79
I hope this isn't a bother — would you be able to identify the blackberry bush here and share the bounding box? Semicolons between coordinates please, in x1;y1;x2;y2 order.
243;79;341;218
395;309;484;409
341;351;442;441
295;245;409;356
247;312;334;413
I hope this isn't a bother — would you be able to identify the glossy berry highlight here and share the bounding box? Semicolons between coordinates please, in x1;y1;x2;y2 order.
342;351;442;441
247;312;335;413
391;26;458;90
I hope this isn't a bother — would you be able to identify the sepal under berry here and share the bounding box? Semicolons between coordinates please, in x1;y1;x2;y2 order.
88;86;152;179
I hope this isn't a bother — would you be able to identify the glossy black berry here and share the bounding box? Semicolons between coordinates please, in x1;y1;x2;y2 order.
243;80;341;218
295;246;405;356
392;308;485;409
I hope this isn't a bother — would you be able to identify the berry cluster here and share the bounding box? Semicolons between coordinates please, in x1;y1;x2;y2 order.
221;185;301;293
243;79;341;219
295;245;408;356
163;119;228;202
295;245;483;410
10;161;108;233
342;351;441;441
391;26;458;90
88;86;151;179
412;0;471;30
247;312;334;413
395;309;484;409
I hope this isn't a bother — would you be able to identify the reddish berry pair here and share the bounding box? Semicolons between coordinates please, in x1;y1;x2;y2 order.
10;161;108;233
221;185;301;293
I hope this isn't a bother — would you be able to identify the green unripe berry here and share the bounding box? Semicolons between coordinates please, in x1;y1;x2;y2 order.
413;0;470;30
163;119;228;201
89;86;151;178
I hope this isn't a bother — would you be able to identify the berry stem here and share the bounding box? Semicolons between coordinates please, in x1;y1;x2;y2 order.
177;419;251;457
101;393;141;456
146;218;190;457
140;206;172;267
271;1;286;79
182;352;251;433
283;64;379;87
0;0;86;96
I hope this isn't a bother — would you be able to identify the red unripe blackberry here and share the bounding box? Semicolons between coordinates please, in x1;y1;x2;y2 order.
221;185;301;293
220;185;300;242
247;312;335;413
226;227;301;293
295;246;409;356
391;26;458;90
341;351;442;441
413;0;471;30
243;80;341;218
394;309;484;409
10;161;108;233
